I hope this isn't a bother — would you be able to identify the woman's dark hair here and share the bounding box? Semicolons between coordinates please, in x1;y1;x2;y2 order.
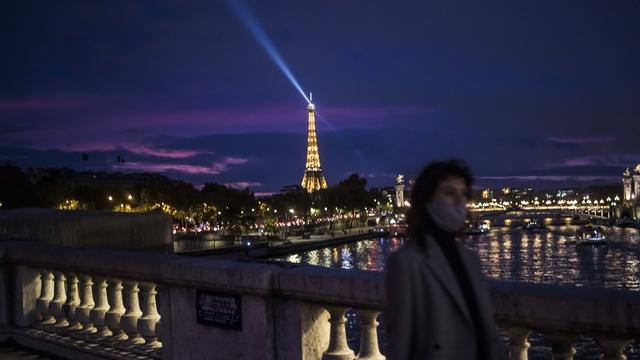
407;159;473;252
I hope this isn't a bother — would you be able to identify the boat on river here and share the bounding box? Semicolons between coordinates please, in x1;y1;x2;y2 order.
523;220;547;233
577;226;607;246
465;222;490;235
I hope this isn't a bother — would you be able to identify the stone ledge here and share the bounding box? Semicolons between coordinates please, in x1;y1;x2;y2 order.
4;327;157;360
3;242;172;282
4;242;640;336
0;209;171;251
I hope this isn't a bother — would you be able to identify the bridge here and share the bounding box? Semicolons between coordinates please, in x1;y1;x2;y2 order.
0;240;638;360
470;204;624;227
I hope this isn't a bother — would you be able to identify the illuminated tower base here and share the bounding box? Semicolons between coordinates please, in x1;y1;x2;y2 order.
301;94;328;193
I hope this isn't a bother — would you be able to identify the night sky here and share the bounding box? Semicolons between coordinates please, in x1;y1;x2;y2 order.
2;1;639;194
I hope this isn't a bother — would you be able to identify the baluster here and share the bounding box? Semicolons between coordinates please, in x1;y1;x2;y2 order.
548;333;576;360
506;327;531;360
49;271;67;328
75;274;96;336
598;337;632;360
355;310;385;360
138;282;162;351
322;306;355;360
90;276;112;338
35;270;55;327
104;278;127;342
63;273;82;331
119;280;144;347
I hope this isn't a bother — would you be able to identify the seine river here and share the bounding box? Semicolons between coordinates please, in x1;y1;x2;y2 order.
277;225;640;359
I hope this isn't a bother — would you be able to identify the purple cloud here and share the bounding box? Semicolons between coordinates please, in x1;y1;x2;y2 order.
321;105;434;122
113;157;248;175
548;136;616;145
224;181;263;189
254;192;275;198
544;153;640;168
477;175;620;182
117;104;433;132
39;142;204;159
0;95;106;111
123;145;203;159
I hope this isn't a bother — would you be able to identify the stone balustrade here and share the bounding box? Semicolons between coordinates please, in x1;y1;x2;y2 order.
1;241;639;359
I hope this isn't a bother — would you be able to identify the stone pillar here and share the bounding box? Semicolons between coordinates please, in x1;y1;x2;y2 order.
355;310;384;360
273;300;329;360
104;278;127;342
63;273;82;331
623;176;633;204
395;184;405;208
90;277;112;338
35;270;54;326
322;306;355;360
506;327;531;360
119;280;144;347
49;271;67;328
75;274;96;336
599;337;632;360
13;265;40;328
138;281;162;351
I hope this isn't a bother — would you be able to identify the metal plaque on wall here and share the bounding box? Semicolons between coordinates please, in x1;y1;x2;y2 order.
196;290;242;331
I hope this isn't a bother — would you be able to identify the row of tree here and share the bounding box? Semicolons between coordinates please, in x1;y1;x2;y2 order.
0;163;394;229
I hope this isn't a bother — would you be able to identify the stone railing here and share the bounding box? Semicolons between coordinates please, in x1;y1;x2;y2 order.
490;281;640;360
1;241;639;359
1;241;168;360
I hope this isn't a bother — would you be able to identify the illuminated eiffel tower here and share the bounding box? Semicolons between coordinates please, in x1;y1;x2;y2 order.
301;93;328;193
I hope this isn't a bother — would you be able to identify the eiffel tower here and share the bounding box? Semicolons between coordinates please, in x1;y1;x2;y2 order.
301;93;328;192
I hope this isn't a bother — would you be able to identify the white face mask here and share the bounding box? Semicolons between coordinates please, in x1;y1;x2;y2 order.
425;199;468;233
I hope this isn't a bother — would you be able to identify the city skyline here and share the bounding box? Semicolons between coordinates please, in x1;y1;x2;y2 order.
2;1;639;192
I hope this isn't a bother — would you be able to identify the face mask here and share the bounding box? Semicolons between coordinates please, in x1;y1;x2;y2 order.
425;199;468;233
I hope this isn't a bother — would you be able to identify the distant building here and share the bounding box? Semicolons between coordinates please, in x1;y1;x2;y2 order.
620;165;640;219
556;189;576;198
395;175;406;208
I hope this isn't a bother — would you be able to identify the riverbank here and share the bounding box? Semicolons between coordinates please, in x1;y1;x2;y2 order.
176;226;387;258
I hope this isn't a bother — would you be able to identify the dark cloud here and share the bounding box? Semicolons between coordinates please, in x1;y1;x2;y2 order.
1;0;639;190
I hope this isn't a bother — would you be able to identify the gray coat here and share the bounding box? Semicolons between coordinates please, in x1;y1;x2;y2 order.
384;235;508;360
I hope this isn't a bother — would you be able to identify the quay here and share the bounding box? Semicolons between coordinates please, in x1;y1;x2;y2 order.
176;226;388;258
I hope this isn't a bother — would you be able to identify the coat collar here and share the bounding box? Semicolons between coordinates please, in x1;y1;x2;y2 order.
423;233;474;328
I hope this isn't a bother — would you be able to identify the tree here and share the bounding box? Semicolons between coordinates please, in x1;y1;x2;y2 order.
0;162;34;208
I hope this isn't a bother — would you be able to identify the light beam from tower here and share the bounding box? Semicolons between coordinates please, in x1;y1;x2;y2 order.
226;0;310;104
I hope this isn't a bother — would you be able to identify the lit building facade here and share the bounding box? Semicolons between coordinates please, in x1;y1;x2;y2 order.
621;165;640;219
395;175;405;208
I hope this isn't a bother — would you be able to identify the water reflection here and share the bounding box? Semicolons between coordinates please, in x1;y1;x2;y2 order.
277;226;640;290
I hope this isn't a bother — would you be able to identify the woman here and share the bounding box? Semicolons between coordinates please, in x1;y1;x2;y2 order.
384;160;507;360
